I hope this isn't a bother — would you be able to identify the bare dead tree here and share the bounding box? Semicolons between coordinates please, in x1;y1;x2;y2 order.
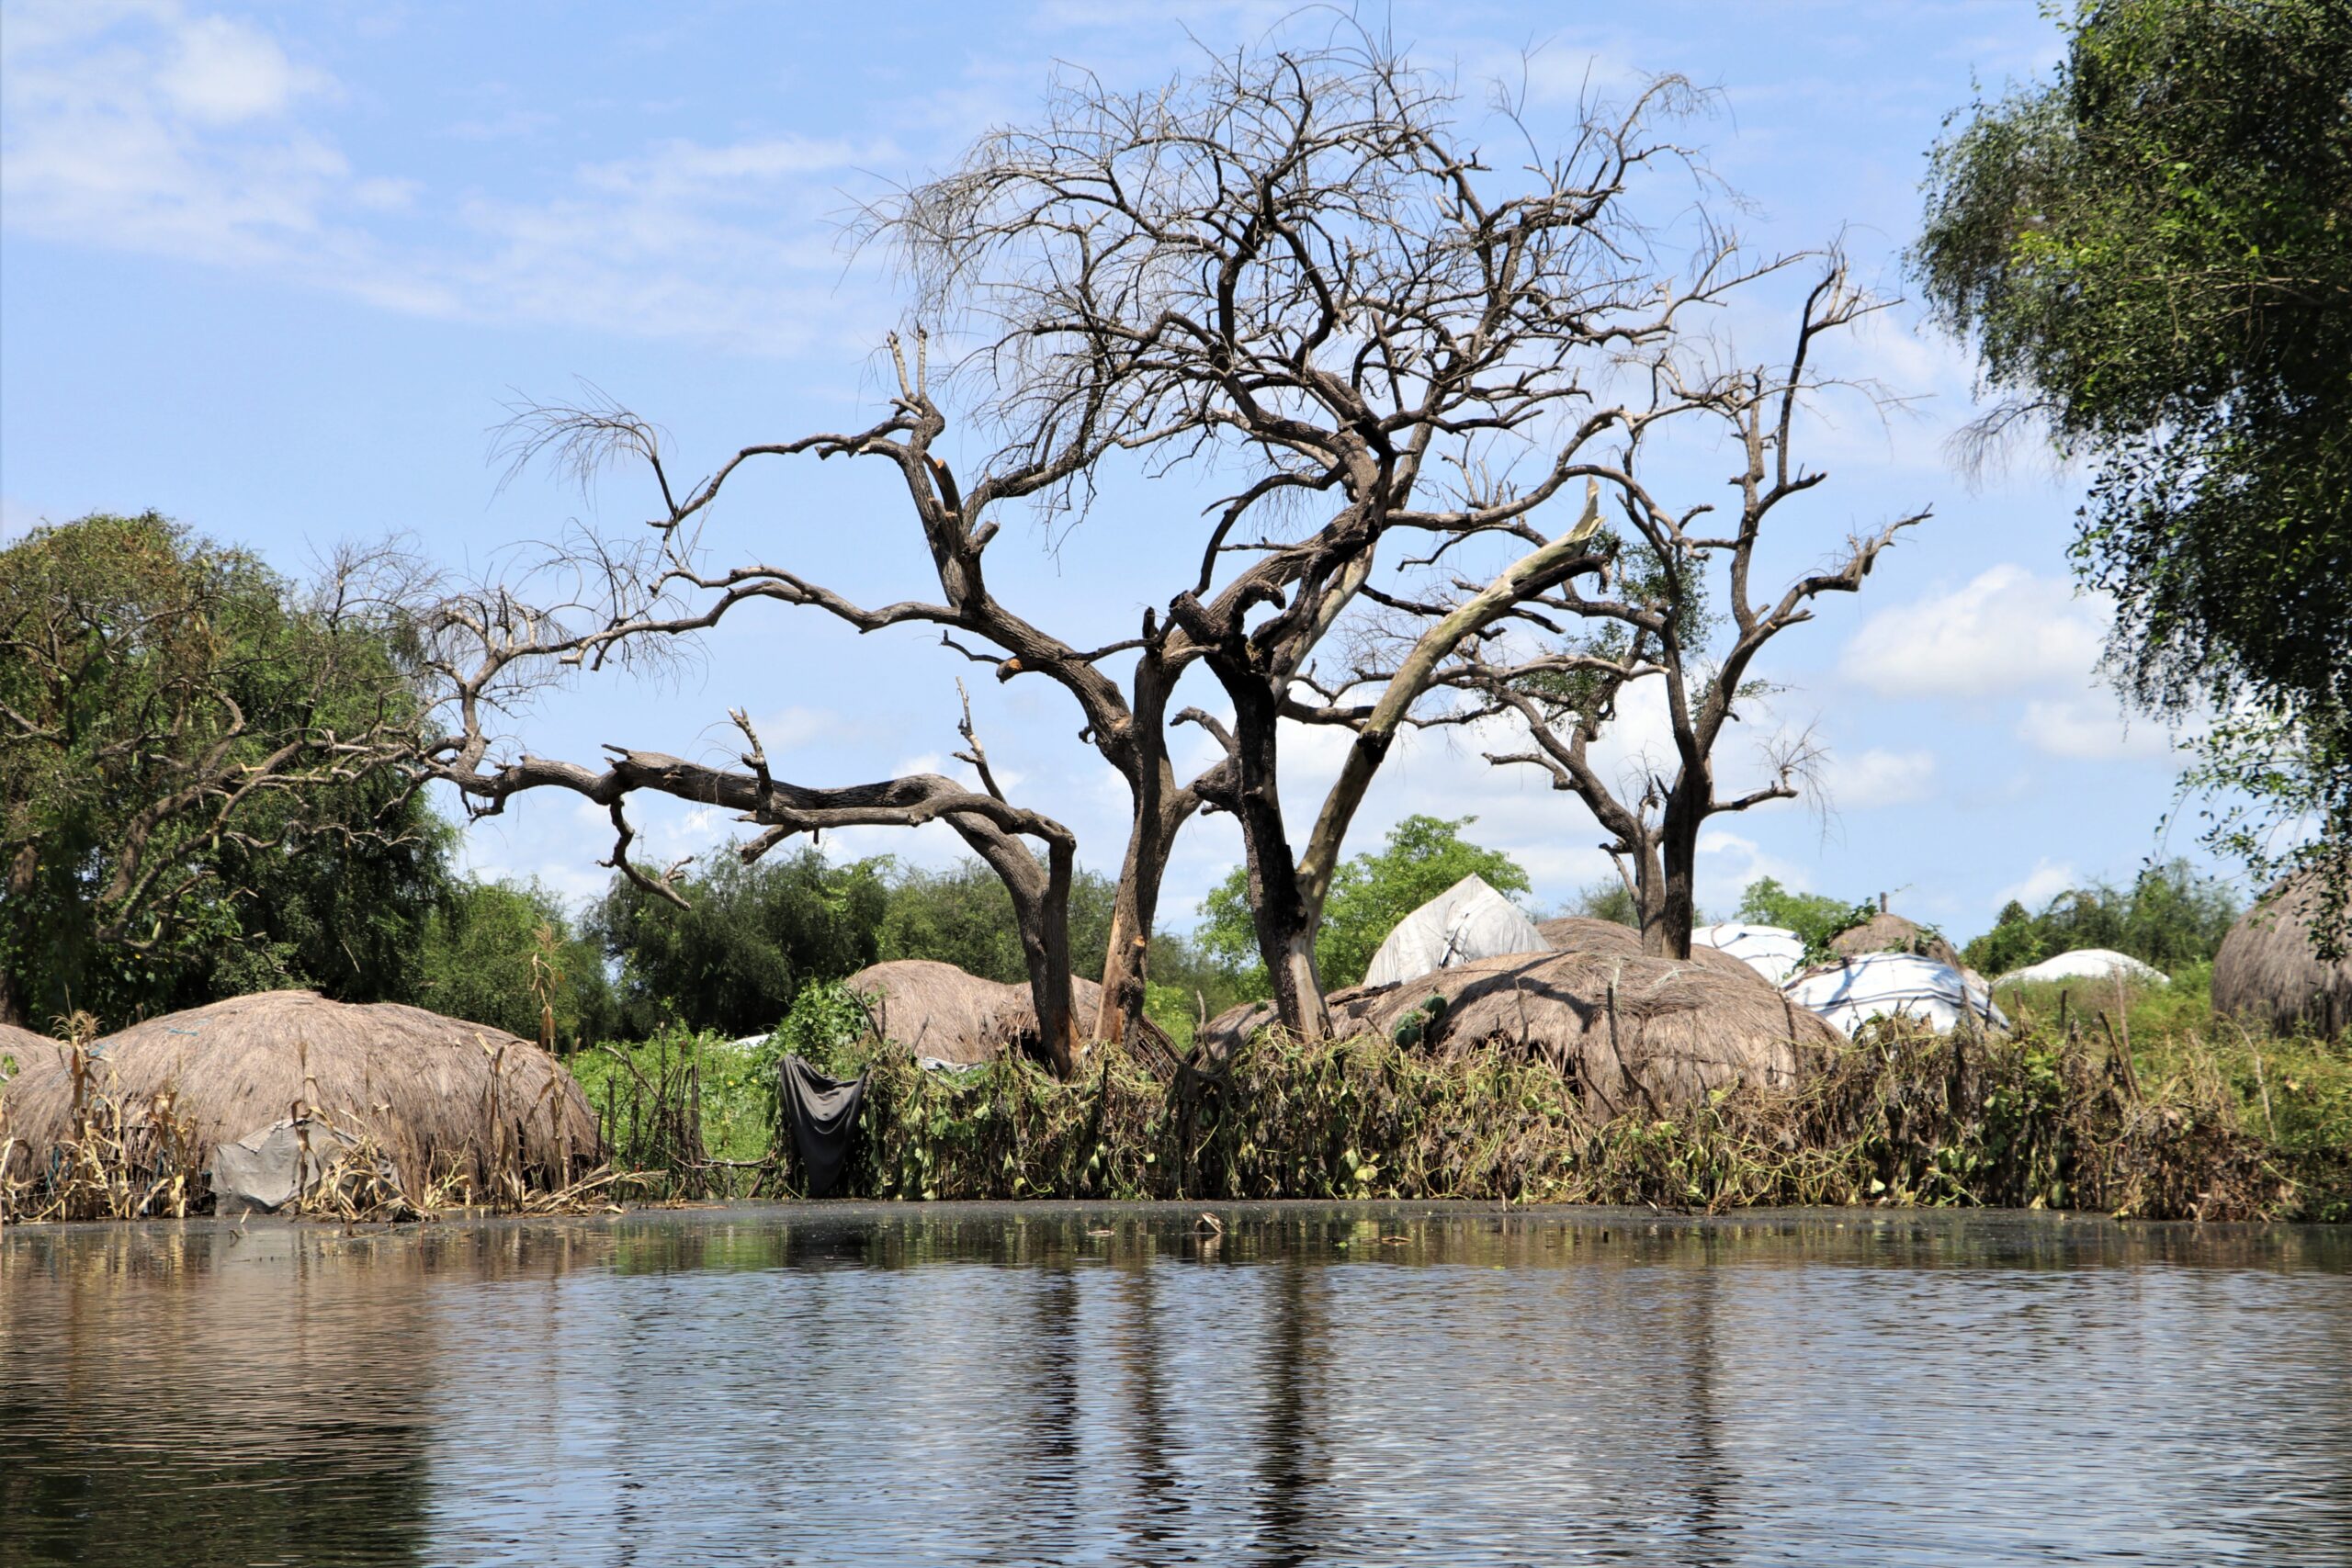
1423;265;1928;959
880;32;1829;1035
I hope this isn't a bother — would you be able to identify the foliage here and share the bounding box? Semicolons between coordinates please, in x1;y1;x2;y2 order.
1736;878;1877;963
0;513;443;1030
570;1025;775;1199
1916;0;2352;940
767;1014;2318;1221
1199;817;1532;995
1562;877;1640;928
876;857;1116;987
410;877;616;1048
1961;859;2241;976
591;848;891;1038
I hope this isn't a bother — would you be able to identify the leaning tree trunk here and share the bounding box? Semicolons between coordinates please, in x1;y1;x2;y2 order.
1091;665;1204;1044
945;816;1081;1077
1225;672;1333;1042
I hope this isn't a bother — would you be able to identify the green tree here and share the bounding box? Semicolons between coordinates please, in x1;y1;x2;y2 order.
1562;876;1640;928
1961;859;2240;975
412;877;616;1047
591;848;893;1038
877;859;1117;989
1916;0;2352;942
0;513;438;1028
1736;878;1877;961
1200;817;1532;995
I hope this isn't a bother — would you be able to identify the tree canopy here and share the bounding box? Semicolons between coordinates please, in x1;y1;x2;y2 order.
0;513;439;1028
1960;859;2241;976
1917;0;2352;936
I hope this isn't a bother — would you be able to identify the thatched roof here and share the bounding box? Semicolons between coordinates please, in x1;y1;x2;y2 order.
0;1021;66;1081
1532;917;1773;987
0;990;599;1199
1195;950;1842;1109
1829;910;1962;970
2211;867;2352;1037
846;960;1107;1066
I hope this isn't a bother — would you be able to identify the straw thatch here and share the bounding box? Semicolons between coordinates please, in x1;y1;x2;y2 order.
2211;867;2352;1038
0;1021;66;1081
846;960;1107;1066
1197;950;1842;1108
0;990;600;1201
1830;910;1962;970
1533;917;1772;987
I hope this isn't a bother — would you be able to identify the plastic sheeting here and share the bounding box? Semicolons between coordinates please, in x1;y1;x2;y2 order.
1361;875;1550;989
1784;953;2008;1035
1691;923;1806;987
208;1117;368;1212
1995;948;2169;987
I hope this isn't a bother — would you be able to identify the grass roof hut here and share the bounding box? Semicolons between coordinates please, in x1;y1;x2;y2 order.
1830;897;1963;970
1197;950;1841;1110
2211;867;2352;1038
0;990;599;1204
0;1021;66;1080
1533;916;1775;987
846;960;1107;1067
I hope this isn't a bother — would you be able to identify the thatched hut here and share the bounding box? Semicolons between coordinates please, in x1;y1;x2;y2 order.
846;960;1107;1066
0;1021;66;1081
1196;950;1842;1109
1532;916;1774;987
1829;902;1962;970
2211;868;2352;1038
0;990;599;1202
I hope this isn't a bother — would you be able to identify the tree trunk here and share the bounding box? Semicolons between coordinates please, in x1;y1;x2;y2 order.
1091;662;1201;1044
946;816;1080;1077
1224;671;1333;1041
1639;788;1703;960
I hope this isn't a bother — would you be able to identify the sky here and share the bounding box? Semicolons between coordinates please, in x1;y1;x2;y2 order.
0;0;2222;942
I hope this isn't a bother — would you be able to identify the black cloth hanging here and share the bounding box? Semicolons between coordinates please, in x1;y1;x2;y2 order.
777;1055;868;1198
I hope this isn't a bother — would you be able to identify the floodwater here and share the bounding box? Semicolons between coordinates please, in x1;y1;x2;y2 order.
2;1206;2348;1568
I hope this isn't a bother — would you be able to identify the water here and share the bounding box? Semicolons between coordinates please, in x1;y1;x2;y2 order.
3;1204;2347;1567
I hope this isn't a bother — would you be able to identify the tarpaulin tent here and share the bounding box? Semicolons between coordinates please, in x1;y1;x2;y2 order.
1995;949;2168;987
1784;953;2007;1035
1361;875;1549;989
1691;924;1806;987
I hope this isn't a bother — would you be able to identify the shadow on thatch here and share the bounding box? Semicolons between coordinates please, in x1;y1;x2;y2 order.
2212;867;2352;1038
0;1021;67;1082
0;990;600;1209
1830;909;1962;970
1198;949;1843;1111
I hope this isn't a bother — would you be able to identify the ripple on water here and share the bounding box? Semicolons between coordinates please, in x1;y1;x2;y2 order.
2;1205;2347;1567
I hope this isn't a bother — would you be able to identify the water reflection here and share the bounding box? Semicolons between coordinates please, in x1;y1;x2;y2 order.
2;1205;2347;1567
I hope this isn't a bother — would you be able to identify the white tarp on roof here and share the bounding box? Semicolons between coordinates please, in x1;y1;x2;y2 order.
1693;923;1806;987
1995;948;2169;987
1362;874;1550;989
1784;953;2009;1035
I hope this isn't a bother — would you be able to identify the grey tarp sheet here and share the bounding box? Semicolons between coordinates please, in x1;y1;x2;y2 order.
778;1055;868;1198
209;1117;364;1211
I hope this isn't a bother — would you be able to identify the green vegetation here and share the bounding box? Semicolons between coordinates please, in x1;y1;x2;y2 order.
0;513;443;1029
1962;859;2241;976
1736;879;1879;963
1198;817;1532;995
1917;0;2352;937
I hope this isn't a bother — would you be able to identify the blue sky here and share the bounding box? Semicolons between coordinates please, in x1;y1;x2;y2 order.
1;1;2219;941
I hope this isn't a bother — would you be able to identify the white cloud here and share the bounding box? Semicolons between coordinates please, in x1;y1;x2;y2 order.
1840;564;2109;698
156;14;328;125
1827;747;1937;808
2015;698;2183;762
1995;858;2077;912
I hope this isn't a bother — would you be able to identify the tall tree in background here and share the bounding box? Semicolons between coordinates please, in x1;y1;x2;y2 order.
0;513;437;1028
1917;0;2352;945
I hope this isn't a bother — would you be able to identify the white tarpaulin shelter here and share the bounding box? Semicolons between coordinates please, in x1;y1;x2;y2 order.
1692;923;1807;987
1784;953;2009;1035
1362;875;1550;989
1995;948;2169;987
